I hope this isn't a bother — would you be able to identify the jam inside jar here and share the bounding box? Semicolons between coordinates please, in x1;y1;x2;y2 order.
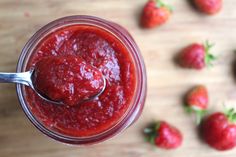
16;16;147;145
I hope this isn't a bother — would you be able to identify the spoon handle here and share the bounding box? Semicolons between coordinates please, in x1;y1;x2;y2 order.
0;71;32;86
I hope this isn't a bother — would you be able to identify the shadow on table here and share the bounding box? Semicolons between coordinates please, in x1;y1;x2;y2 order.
232;51;236;83
186;0;199;12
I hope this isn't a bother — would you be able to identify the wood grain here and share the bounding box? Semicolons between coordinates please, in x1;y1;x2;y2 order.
1;0;236;157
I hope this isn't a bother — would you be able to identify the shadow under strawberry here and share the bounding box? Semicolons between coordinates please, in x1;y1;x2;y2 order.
173;47;184;67
136;3;145;28
231;51;236;83
198;116;208;143
186;0;199;12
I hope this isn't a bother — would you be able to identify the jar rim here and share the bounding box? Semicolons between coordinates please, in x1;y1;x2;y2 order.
16;15;147;145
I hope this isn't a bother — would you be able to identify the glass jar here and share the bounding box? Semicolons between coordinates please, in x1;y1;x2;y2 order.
16;15;147;145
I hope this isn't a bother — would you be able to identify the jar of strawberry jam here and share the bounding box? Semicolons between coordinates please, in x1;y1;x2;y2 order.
16;15;147;145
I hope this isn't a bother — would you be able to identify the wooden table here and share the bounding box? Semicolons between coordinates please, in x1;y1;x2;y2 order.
1;0;236;157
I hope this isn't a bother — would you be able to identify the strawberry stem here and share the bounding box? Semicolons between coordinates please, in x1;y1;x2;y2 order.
144;122;160;145
195;110;207;125
204;40;217;67
156;0;173;12
144;128;153;134
184;105;193;113
225;108;236;123
184;105;207;124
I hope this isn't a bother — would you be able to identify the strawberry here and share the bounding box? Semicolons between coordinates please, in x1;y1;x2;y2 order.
185;85;209;124
194;0;222;15
144;121;183;149
201;108;236;151
141;0;172;28
178;41;216;70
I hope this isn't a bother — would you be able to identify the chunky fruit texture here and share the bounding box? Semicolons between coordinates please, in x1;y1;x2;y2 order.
141;0;172;28
194;0;222;15
34;56;105;106
179;41;216;70
144;121;183;149
25;25;136;137
185;85;208;124
201;109;236;151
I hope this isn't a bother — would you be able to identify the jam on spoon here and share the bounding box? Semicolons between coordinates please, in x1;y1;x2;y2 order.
33;55;106;106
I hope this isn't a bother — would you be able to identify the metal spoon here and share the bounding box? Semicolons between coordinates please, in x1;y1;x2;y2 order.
0;69;106;105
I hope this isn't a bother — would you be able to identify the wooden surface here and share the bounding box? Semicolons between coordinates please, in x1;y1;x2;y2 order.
1;0;236;157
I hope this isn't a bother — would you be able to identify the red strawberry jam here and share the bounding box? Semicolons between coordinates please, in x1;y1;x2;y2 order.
25;24;136;137
33;56;105;106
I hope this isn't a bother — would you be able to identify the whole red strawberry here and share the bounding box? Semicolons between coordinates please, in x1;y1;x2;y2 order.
141;0;172;28
194;0;222;15
178;41;216;70
185;85;208;124
144;121;183;149
201;108;236;151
